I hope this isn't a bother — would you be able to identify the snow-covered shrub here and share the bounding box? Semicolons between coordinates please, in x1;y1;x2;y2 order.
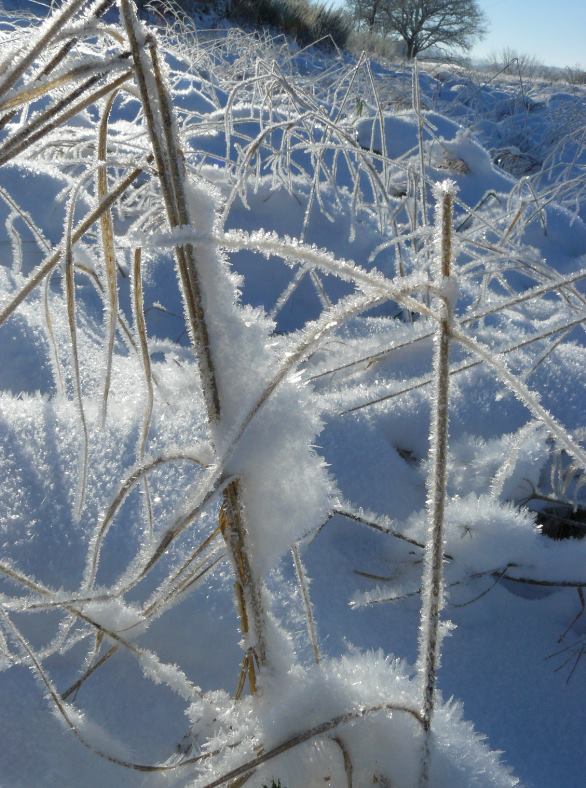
0;1;585;786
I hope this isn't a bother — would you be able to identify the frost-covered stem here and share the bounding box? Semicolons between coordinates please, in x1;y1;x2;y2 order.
0;161;147;327
451;327;586;472
148;32;267;676
132;247;154;537
131;248;153;462
292;543;321;664
120;0;268;681
412;59;428;229
0;0;89;101
221;479;267;668
418;183;455;788
97;89;119;423
206;703;423;788
0;69;133;167
0;0;114;131
120;1;220;418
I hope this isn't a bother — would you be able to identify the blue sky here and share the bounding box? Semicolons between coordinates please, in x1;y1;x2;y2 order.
333;1;586;68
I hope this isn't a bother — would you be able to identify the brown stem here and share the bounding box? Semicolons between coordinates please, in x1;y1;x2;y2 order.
0;160;150;327
418;186;454;788
120;0;267;683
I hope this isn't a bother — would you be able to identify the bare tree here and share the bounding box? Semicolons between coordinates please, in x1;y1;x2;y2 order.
488;48;542;82
379;0;487;59
345;0;385;32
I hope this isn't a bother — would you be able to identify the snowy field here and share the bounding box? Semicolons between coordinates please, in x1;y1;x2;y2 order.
1;2;586;786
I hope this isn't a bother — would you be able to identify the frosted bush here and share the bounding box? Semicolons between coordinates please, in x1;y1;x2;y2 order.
1;1;585;786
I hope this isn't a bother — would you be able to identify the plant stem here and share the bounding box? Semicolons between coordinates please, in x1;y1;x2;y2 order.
418;183;454;788
120;0;267;685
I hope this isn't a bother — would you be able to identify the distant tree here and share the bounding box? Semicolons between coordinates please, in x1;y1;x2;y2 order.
488;48;542;81
347;0;487;59
345;0;385;32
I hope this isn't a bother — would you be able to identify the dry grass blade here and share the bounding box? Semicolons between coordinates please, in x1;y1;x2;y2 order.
38;0;115;72
312;266;586;383
204;703;424;788
146;551;225;621
0;57;129;113
0;160;149;327
0;607;212;773
0;184;66;394
64;187;89;519
143;527;223;618
341;313;586;415
0;559;205;704
0;0;89;101
132;247;155;535
215;230;435;319
0;69;133;168
0;0;115;131
131;247;154;461
292;543;320;664
43;271;65;395
113;471;229;592
332;506;453;559
331;735;353;788
61;643;118;701
97;89;120;423
85;451;211;588
451;327;586;473
75;260;164;394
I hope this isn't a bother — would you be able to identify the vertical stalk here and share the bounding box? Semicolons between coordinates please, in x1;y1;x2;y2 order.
132;247;154;538
292;543;321;665
417;182;455;788
412;59;428;230
97;90;119;423
120;0;267;686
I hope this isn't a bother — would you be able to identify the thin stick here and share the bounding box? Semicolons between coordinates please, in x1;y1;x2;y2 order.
292;543;320;664
0;0;89;101
120;0;267;680
97;89;120;423
0;0;115;131
331;735;353;788
204;703;424;788
418;183;455;788
0;69;133;167
132;247;155;536
0;161;149;327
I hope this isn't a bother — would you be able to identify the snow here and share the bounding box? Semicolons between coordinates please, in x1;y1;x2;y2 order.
0;1;586;786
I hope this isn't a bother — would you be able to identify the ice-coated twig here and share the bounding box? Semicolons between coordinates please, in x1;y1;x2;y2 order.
0;0;89;101
451;328;586;473
291;543;321;664
204;702;424;788
418;181;456;788
96;89;120;423
131;246;155;535
0;160;150;327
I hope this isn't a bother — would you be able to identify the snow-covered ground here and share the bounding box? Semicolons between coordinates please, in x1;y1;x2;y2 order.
1;2;586;786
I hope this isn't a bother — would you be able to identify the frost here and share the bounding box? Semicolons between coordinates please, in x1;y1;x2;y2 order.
0;2;585;786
